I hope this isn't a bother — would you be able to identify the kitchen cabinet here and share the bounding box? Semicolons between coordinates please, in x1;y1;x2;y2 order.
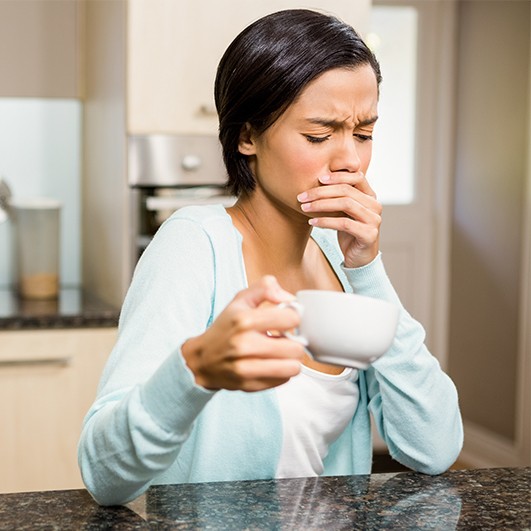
83;0;372;306
127;0;371;135
0;0;83;98
0;328;117;494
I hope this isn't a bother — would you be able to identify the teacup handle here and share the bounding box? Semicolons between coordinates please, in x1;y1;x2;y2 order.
277;301;309;347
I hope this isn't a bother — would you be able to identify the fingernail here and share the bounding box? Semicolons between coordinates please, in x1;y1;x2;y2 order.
319;175;330;183
297;192;308;202
308;218;318;226
301;203;311;211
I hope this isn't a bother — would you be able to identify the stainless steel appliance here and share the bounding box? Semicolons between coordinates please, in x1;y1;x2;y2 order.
128;134;235;263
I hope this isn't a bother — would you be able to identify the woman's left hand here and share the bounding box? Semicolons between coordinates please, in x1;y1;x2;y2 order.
298;172;382;268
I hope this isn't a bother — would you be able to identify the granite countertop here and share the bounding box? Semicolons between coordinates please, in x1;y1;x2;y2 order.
0;288;119;330
0;468;528;530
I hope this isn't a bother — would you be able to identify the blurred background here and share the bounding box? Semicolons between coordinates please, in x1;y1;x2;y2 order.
0;0;529;492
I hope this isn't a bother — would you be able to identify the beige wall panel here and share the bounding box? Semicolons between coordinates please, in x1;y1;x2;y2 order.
82;0;129;306
448;0;530;441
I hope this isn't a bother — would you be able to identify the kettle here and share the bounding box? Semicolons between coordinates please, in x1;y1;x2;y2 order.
0;177;11;223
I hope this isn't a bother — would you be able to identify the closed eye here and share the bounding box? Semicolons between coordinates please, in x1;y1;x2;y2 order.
354;134;373;142
304;135;331;144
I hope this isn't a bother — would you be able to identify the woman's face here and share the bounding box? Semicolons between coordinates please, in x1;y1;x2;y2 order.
239;64;379;217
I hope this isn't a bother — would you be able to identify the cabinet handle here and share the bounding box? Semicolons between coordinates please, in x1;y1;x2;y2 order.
0;357;72;368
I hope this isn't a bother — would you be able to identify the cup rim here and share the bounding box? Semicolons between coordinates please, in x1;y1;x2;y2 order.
296;289;387;302
9;197;61;210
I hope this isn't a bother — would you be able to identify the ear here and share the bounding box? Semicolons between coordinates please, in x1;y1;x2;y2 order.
238;123;257;156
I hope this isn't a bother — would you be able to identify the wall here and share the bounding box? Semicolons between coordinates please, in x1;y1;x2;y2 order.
82;0;129;307
0;0;83;98
0;100;82;288
448;1;530;445
0;0;84;289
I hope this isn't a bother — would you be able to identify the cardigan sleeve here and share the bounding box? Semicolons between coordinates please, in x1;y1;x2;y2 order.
342;254;463;474
78;216;217;506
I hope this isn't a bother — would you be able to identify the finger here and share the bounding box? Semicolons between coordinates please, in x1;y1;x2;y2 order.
299;172;375;198
228;332;306;360
321;172;377;199
226;305;302;339
309;216;380;244
355;178;377;199
299;184;381;212
227;357;302;389
241;306;301;334
242;378;294;392
233;275;295;309
301;196;383;223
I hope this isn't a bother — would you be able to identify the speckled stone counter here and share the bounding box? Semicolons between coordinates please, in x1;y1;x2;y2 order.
0;468;528;530
0;288;119;329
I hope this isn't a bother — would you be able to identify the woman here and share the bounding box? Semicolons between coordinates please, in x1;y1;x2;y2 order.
78;9;463;506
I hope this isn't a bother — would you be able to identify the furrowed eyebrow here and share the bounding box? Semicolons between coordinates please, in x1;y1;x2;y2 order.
357;116;379;127
305;116;378;128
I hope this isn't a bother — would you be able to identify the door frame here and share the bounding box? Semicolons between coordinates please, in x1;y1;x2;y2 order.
373;0;458;369
375;0;530;468
369;0;458;452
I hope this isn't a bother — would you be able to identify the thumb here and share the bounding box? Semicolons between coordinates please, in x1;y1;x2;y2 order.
236;275;295;308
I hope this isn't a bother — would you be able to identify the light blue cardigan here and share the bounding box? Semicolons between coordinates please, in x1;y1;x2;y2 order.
78;204;463;506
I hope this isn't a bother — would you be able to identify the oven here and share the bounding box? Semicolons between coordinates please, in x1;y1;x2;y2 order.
128;134;235;265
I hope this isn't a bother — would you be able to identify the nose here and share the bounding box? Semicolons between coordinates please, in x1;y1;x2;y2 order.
330;137;362;174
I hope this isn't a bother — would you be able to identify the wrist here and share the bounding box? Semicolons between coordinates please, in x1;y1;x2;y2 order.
181;335;211;389
342;250;382;271
344;250;379;270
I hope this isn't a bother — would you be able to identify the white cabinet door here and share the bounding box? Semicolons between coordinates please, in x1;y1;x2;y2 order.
0;328;116;493
0;1;82;98
127;0;371;134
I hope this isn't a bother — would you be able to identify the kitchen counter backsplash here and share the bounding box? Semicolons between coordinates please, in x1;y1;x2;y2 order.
0;288;119;330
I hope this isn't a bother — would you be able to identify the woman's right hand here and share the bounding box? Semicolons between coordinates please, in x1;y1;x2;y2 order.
181;275;305;392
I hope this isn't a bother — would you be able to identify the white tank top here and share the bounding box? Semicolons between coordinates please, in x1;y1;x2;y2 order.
275;364;360;478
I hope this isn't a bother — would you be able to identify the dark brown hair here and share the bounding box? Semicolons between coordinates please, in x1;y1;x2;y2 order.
214;9;382;196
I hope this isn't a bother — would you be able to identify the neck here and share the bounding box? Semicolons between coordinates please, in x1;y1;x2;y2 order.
228;190;313;276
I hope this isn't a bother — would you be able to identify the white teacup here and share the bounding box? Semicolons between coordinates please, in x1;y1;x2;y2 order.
282;290;399;369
